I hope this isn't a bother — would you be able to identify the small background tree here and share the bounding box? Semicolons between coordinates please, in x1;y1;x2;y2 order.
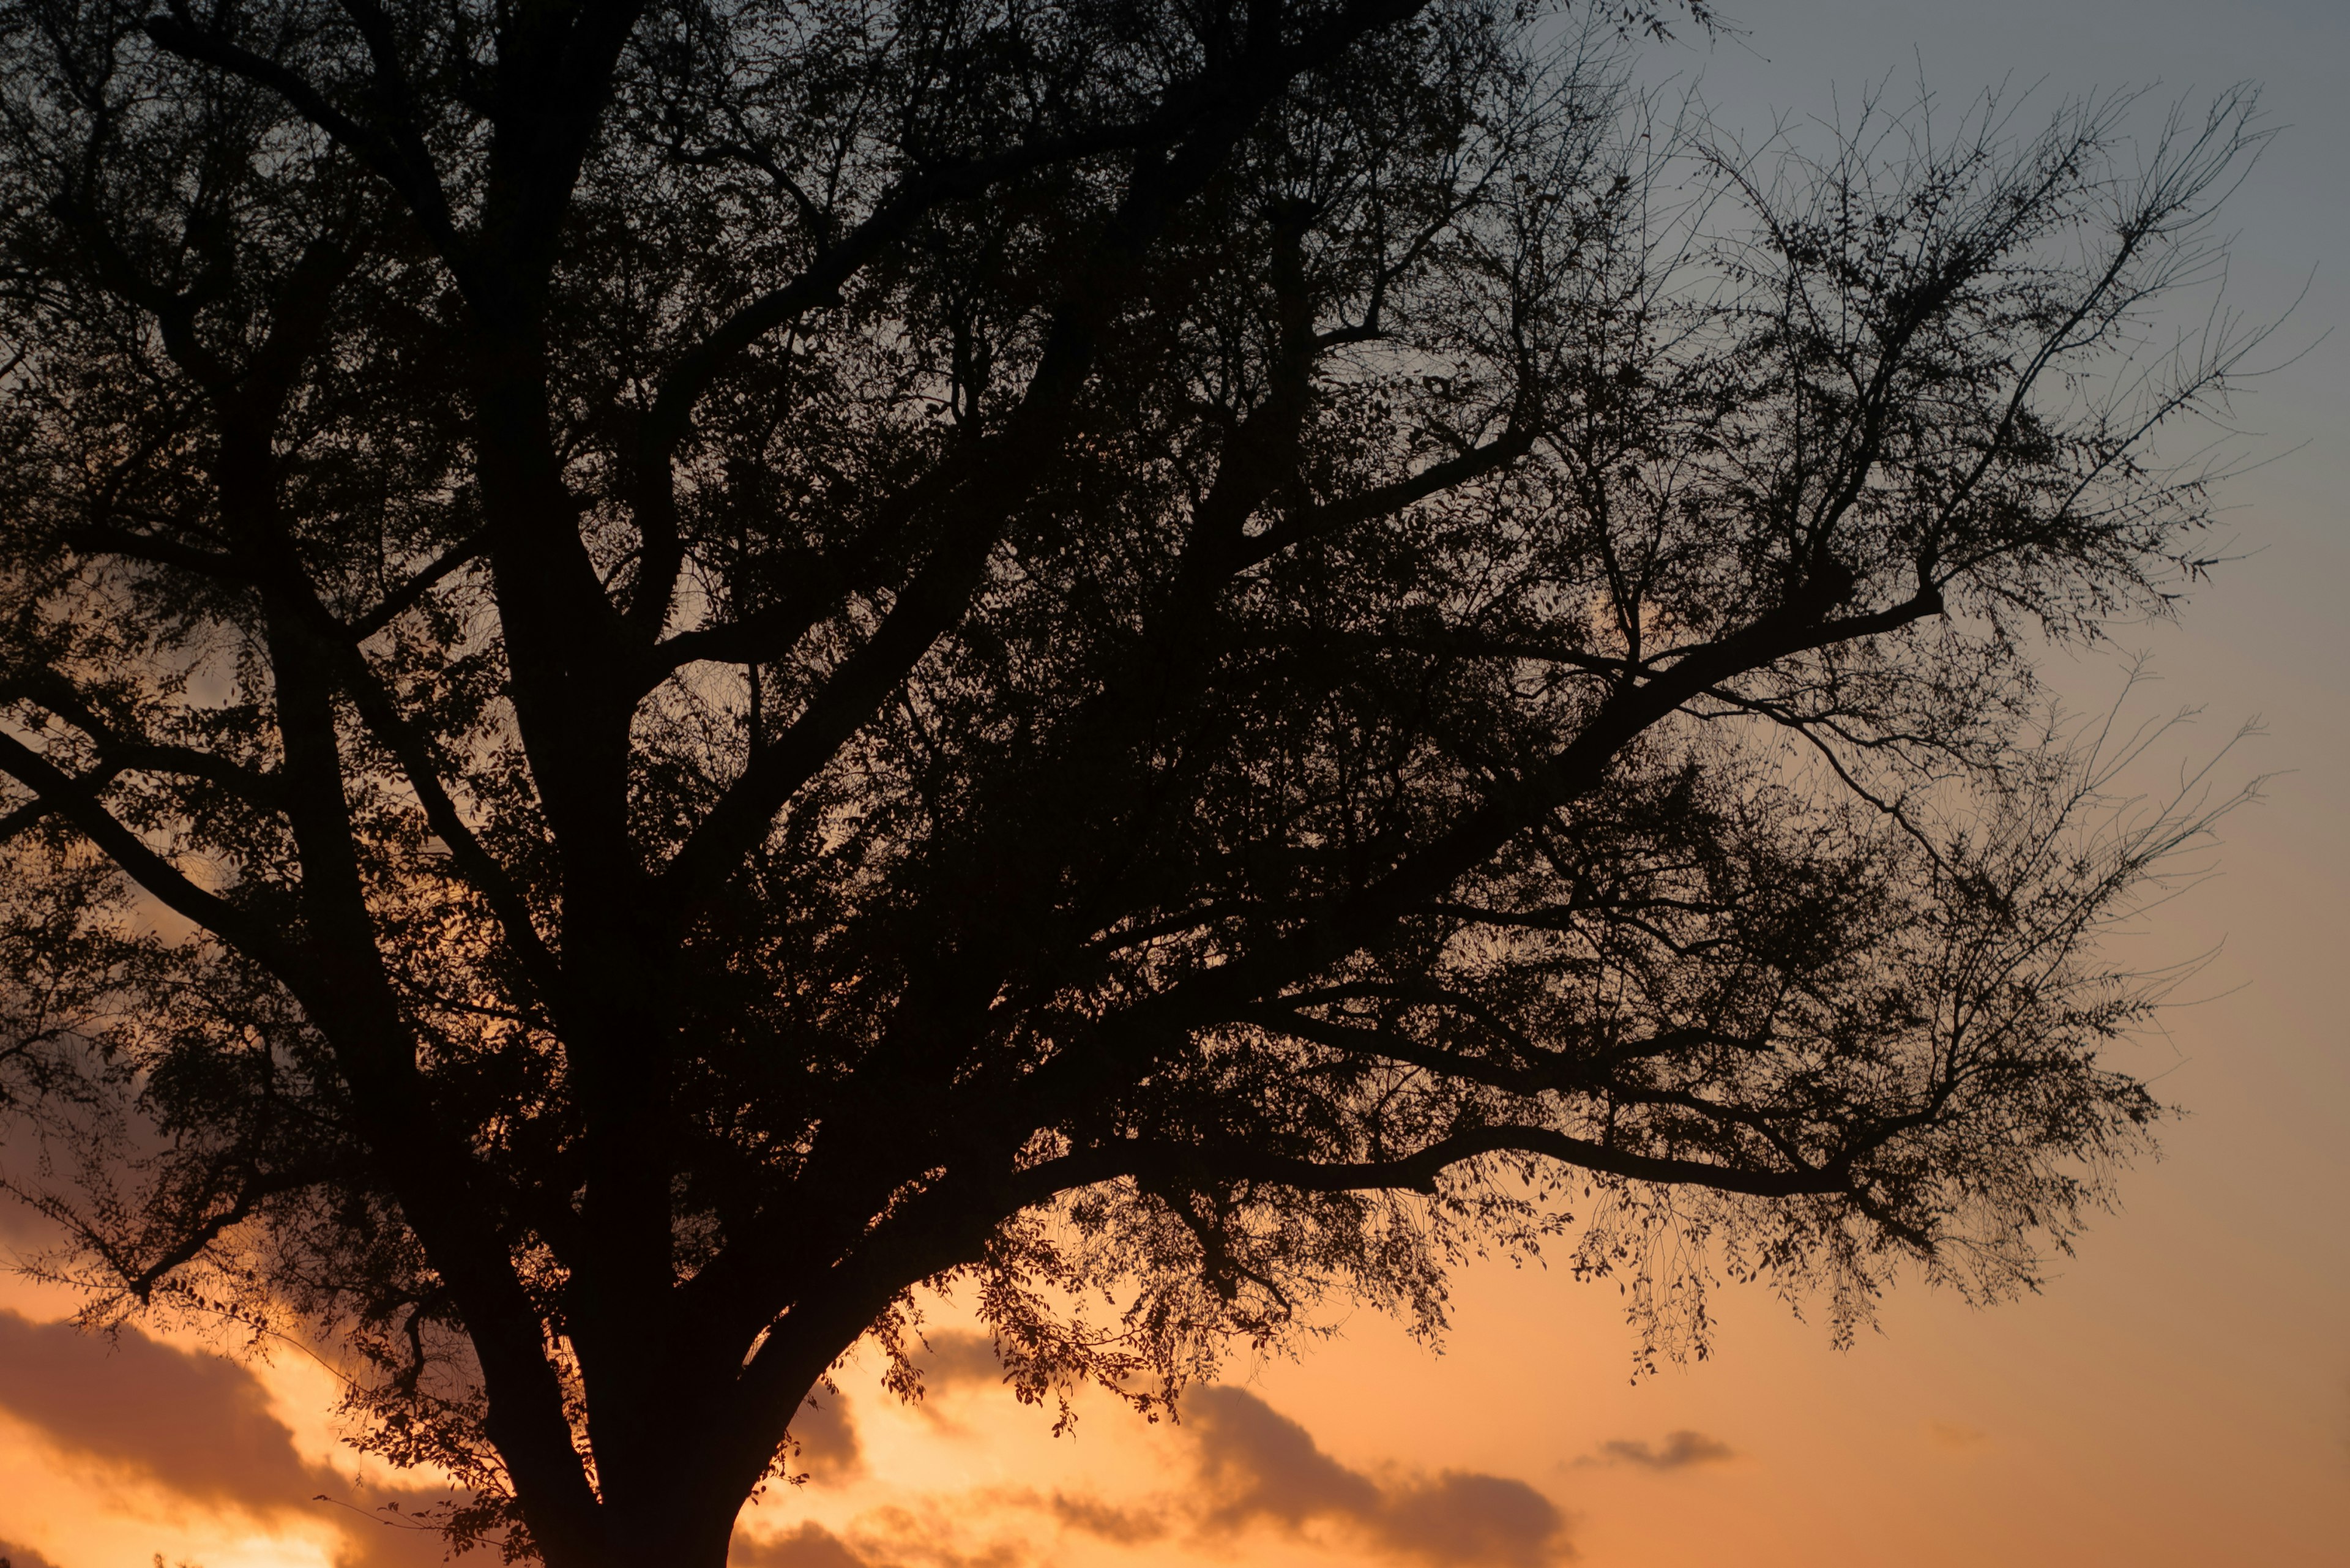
0;0;2265;1561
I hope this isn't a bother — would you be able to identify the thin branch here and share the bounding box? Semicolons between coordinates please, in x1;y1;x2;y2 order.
142;8;463;255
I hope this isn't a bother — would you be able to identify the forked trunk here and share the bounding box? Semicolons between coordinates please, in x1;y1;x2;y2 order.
512;1349;822;1568
610;1510;739;1568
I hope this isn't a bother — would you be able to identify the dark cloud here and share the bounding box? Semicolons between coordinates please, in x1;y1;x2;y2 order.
915;1331;1004;1393
732;1521;875;1568
845;1509;1027;1568
0;1193;64;1249
323;1503;498;1568
0;1536;64;1568
1591;1430;1735;1471
1187;1386;1384;1533
0;1310;478;1567
1181;1387;1571;1567
792;1393;863;1482
1381;1472;1576;1568
1043;1491;1171;1545
0;1307;313;1506
735;1510;1030;1568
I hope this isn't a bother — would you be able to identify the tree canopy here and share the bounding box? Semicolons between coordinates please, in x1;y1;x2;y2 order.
0;0;2263;1561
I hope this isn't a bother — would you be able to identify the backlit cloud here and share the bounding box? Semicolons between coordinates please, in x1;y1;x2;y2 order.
0;1308;313;1506
1186;1385;1384;1534
1042;1491;1172;1545
1177;1387;1572;1567
916;1331;1007;1393
0;1195;61;1249
732;1521;874;1568
0;1309;474;1567
793;1392;864;1483
1378;1471;1578;1568
736;1384;1569;1568
0;1537;63;1568
1589;1431;1736;1470
329;1506;498;1568
803;1504;1030;1568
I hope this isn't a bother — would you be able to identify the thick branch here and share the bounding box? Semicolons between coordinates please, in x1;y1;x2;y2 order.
141;10;462;255
6;672;286;809
624;118;1177;634
63;525;250;580
1242;1007;1766;1097
1233;417;1540;572
1007;581;1949;1129
346;528;491;641
116;1167;332;1301
0;731;303;976
1021;1124;1856;1206
655;0;1438;913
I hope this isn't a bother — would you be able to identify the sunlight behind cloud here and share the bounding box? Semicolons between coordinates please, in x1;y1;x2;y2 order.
728;1326;1576;1568
0;1282;476;1568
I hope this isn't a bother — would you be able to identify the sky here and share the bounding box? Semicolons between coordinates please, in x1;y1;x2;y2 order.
1;2;2344;1566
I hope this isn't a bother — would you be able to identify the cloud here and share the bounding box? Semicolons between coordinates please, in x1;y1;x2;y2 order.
1926;1422;1990;1451
763;1506;1029;1568
1589;1430;1736;1471
0;1537;64;1568
737;1390;1565;1568
733;1521;876;1568
1180;1387;1572;1567
793;1393;864;1482
916;1331;1005;1393
324;1504;498;1568
0;1309;477;1567
0;1194;62;1249
0;1307;314;1506
1186;1386;1384;1533
1380;1472;1577;1568
1043;1491;1171;1545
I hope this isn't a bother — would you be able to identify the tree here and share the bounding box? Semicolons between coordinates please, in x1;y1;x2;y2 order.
0;0;2264;1559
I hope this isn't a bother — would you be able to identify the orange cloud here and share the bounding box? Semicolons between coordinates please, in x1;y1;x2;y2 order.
1174;1387;1572;1567
0;1309;473;1568
1185;1385;1385;1535
793;1393;865;1484
739;1383;1570;1568
1040;1491;1170;1545
733;1521;873;1568
1588;1431;1737;1470
915;1331;1009;1394
807;1504;1029;1568
0;1309;315;1507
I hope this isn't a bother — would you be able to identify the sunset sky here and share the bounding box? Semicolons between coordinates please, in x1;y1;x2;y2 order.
2;1;2344;1566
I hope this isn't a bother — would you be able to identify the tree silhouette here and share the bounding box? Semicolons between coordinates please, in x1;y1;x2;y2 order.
0;0;2263;1561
